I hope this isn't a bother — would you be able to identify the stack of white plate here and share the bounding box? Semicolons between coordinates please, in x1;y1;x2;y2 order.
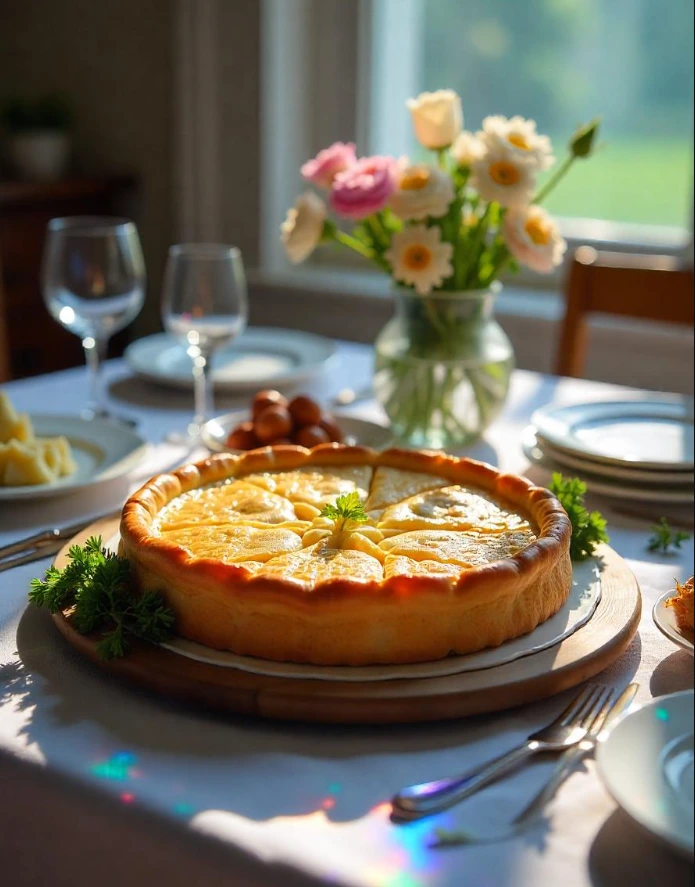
523;395;694;503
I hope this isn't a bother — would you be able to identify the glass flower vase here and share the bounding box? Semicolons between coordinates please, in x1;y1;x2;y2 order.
374;284;514;449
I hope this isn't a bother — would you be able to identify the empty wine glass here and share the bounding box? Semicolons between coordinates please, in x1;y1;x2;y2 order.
161;243;248;439
42;216;145;422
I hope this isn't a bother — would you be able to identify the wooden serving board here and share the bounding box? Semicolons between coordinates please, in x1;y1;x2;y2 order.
51;516;641;725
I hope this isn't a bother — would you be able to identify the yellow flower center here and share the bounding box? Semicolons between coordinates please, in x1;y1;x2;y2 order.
400;168;431;191
403;245;433;270
507;133;531;150
488;161;521;186
524;216;552;246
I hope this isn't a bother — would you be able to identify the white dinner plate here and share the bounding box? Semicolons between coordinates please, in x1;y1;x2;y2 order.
124;328;339;393
526;428;693;486
201;410;395;453
653;590;694;656
532;397;694;471
597;690;695;859
0;415;147;502
522;427;695;504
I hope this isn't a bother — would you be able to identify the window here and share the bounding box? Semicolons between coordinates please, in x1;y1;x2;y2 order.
365;0;693;245
262;0;693;278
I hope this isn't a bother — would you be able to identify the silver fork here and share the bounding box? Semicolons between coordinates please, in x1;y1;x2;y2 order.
433;683;638;846
391;684;612;821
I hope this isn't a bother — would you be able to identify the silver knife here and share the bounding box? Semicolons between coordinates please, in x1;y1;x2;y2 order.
0;514;115;563
0;539;69;573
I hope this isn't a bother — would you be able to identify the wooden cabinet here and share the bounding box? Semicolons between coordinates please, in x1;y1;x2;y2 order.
0;176;138;380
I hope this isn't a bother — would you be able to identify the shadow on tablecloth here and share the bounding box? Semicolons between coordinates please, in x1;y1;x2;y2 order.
649;650;695;697
589;807;692;887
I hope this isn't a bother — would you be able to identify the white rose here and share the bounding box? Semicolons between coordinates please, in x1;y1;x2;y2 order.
389;165;455;221
406;90;463;150
280;192;327;264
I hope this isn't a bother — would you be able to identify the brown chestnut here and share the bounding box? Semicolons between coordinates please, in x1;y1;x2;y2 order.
288;395;322;427
254;405;294;443
252;389;288;419
319;413;343;443
225;421;258;451
293;424;330;448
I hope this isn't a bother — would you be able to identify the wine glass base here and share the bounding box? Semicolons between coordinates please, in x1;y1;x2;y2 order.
81;407;138;429
164;420;206;445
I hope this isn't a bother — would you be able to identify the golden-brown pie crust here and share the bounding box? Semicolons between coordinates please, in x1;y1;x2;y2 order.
120;444;572;665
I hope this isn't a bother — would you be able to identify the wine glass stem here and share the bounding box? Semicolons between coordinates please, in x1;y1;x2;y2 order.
83;336;107;414
192;350;214;431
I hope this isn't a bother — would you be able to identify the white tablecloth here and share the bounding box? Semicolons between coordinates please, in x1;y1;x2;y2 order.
1;343;693;887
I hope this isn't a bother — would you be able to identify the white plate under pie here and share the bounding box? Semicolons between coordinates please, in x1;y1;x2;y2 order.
99;535;603;682
653;591;694;656
0;416;147;502
124;328;339;393
201;410;395;453
158;558;602;682
597;690;695;859
532;397;694;472
522;427;694;504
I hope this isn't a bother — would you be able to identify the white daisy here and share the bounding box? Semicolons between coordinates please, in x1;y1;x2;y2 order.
502;205;567;273
385;225;454;295
470;148;536;208
280;192;327;264
480;115;555;171
389;164;455;221
450;130;485;169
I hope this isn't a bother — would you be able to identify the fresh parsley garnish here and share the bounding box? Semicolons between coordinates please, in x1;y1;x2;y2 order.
30;536;174;660
549;473;609;561
320;491;368;527
647;517;691;555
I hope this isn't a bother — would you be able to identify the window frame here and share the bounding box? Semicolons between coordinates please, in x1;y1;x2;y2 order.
261;0;693;287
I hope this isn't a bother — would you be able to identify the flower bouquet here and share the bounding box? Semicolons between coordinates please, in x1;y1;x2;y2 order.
282;89;599;447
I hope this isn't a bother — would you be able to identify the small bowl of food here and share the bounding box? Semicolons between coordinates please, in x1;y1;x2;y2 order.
201;389;393;453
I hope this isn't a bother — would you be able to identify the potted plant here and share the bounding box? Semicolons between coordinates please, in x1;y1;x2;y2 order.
280;89;600;448
1;93;74;182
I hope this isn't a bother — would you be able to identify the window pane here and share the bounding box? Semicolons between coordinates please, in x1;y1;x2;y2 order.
414;0;694;228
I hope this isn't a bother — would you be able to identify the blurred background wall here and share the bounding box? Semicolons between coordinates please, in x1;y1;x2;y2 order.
0;0;261;339
0;0;175;335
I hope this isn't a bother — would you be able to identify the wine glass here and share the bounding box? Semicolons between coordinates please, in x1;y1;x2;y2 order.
42;216;146;422
161;243;248;439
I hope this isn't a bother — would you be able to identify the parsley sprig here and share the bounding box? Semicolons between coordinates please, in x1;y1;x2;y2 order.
549;473;609;561
647;517;691;555
30;536;174;659
320;491;368;529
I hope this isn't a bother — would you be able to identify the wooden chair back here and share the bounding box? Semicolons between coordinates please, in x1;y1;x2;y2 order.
555;246;694;378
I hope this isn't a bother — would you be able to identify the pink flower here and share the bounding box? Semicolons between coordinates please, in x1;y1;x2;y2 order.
301;142;357;188
329;156;397;219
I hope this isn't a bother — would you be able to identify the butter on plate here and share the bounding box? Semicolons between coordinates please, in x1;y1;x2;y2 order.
0;391;77;486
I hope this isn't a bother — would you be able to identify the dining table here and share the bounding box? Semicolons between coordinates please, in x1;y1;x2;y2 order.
0;339;693;887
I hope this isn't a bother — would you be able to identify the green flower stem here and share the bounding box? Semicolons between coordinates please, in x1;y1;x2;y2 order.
421;295;450;341
367;214;390;250
463;205;491;288
333;229;377;261
533;155;575;205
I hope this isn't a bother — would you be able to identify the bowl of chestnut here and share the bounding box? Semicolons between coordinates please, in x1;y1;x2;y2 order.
201;389;366;454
